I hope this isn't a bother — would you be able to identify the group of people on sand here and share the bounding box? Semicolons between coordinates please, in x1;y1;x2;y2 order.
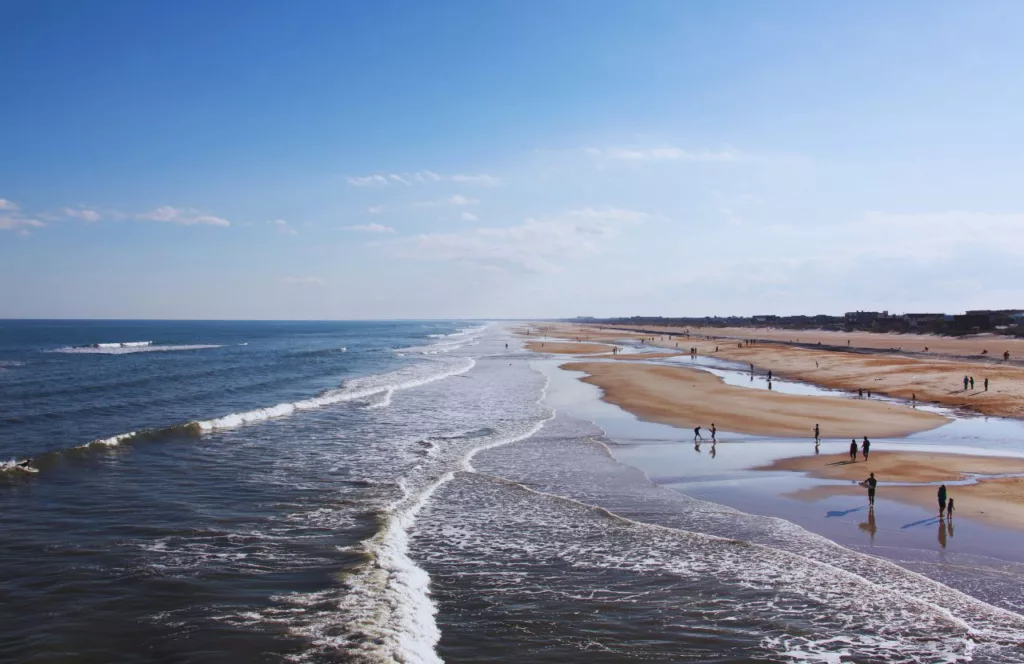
961;375;990;392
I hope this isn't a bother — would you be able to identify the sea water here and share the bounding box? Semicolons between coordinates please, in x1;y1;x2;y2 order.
2;321;1023;662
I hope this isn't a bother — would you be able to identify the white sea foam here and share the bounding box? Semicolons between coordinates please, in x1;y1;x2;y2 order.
197;357;475;432
52;343;223;355
274;356;553;663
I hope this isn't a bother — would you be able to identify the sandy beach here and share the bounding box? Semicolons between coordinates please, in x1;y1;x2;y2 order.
563;361;949;438
524;341;615;354
769;451;1024;530
550;322;1024;419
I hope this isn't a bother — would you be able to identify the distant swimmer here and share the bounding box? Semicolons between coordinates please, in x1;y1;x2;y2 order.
938;484;948;516
849;439;858;461
710;423;717;442
861;472;877;507
694;426;703;442
505;343;508;349
861;437;870;460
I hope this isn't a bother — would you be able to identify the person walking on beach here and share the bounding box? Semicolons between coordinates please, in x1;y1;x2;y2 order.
850;439;858;462
963;375;969;391
861;437;870;460
814;423;820;444
858;388;863;397
938;484;948;516
970;377;975;390
862;472;877;507
984;378;989;391
710;423;717;442
767;370;773;381
694;426;703;442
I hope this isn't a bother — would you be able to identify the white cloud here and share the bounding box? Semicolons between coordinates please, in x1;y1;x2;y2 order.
346;171;502;187
342;223;396;233
585;146;742;162
417;194;480;207
450;174;502;185
367;205;384;214
269;219;298;235
0;199;44;235
137;206;230;227
283;276;325;286
847;211;1024;261
347;175;389;187
460;212;479;222
62;207;102;222
0;214;44;235
390;206;649;273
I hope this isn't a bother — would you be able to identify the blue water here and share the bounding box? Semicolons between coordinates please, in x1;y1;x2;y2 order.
0;320;448;460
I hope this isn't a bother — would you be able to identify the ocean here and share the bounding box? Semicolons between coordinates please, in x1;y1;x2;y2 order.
3;320;1024;663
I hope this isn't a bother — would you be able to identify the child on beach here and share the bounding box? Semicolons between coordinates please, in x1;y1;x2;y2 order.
947;498;955;519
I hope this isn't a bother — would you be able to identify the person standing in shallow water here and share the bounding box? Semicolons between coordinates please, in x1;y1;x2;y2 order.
849;439;858;461
938;484;948;516
814;423;820;443
710;423;717;442
693;426;703;442
862;472;877;507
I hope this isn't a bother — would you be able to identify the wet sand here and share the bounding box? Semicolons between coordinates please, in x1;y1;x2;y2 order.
768;451;1024;531
524;341;615;354
563;361;949;438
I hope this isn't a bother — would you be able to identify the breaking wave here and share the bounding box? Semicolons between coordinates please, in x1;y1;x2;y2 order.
52;342;224;355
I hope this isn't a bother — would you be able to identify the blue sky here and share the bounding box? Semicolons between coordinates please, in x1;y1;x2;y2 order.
3;0;1024;319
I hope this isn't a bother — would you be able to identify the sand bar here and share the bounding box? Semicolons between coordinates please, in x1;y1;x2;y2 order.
568;323;1024;420
564;361;949;438
526;341;615;354
770;451;1024;530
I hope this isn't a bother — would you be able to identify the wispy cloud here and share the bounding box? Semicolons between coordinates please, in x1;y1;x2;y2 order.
416;194;480;207
367;205;384;214
390;206;649;273
460;212;479;222
62;206;102;222
584;146;742;162
347;171;502;187
283;276;325;286
847;211;1024;261
268;219;298;235
347;175;390;187
342;223;396;233
136;206;230;227
0;199;44;236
